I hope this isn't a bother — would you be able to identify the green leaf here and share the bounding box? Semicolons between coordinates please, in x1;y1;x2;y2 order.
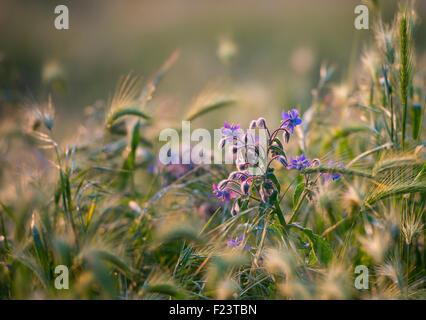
272;137;284;150
267;172;281;193
269;145;286;157
301;229;333;265
293;182;305;208
411;103;422;140
123;121;141;170
106;108;151;129
0;201;15;223
145;283;187;299
185;100;235;121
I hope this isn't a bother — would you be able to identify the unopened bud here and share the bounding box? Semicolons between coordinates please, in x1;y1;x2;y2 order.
241;181;250;194
256;117;266;128
278;155;288;167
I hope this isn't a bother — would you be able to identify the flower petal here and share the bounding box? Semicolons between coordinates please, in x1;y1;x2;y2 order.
290;109;299;118
281;110;290;120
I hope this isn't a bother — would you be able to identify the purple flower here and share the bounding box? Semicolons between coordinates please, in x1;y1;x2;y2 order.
287;154;311;171
227;235;251;250
221;121;241;138
281;109;302;134
323;160;344;182
213;184;237;202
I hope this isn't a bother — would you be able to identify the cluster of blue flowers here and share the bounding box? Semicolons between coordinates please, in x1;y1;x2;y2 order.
212;109;344;249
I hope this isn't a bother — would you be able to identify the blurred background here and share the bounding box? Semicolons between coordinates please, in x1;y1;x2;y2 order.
1;0;425;139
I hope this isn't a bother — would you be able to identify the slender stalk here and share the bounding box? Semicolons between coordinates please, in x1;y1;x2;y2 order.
289;189;307;223
400;15;409;149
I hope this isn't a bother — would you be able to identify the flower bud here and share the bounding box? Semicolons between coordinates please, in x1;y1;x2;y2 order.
241;181;250;194
228;171;239;179
249;120;257;129
283;131;290;144
256;117;266;128
237;162;248;171
278;155;288;167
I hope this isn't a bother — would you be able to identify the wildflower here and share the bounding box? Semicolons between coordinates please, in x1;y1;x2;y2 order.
287;154;311;171
221;121;241;138
281;109;302;134
213;184;236;202
323;160;344;182
227;235;251;250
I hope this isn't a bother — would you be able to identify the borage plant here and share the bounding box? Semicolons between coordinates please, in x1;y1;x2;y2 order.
213;109;344;255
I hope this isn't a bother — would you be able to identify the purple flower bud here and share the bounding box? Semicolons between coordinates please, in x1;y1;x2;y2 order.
237;162;248;171
283;131;291;144
278;155;288;167
241;181;250;194
256;117;266;128
249;120;257;129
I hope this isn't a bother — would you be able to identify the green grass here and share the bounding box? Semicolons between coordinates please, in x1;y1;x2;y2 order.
0;2;424;300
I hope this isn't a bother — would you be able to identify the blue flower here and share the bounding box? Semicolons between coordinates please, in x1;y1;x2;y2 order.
323;160;344;182
221;121;241;138
213;184;237;202
227;235;251;250
281;109;302;134
287;154;311;171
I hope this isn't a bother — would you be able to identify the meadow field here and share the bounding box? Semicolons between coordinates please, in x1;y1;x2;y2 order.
0;0;425;300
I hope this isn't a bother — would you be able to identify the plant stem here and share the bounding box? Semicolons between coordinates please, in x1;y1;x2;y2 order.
400;15;409;149
289;189;307;223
